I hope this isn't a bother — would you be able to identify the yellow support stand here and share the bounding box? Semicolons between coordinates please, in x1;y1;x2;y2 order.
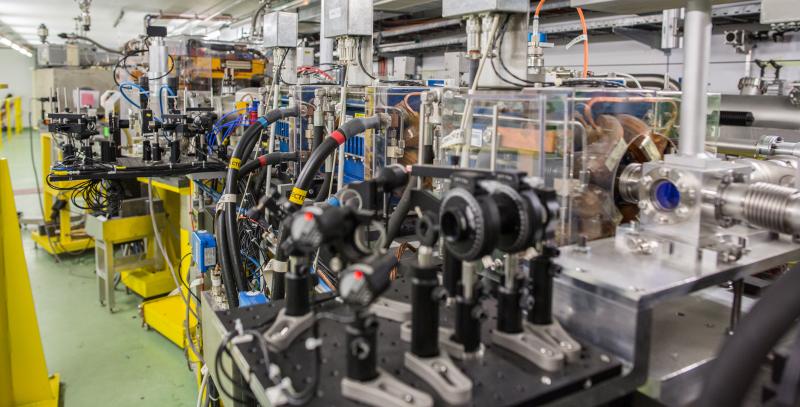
139;178;198;354
0;158;61;407
4;98;10;140
14;96;22;135
30;133;94;255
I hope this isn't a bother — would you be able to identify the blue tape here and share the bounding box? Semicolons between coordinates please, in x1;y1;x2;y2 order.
257;117;269;127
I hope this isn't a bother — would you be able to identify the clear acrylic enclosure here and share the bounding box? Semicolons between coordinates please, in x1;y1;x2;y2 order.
437;87;720;244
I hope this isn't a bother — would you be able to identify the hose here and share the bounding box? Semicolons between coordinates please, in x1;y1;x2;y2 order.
217;106;299;305
312;124;324;151
250;2;270;39
222;124;265;295
215;212;239;307
314;172;333;202
58;33;122;54
289;114;385;208
695;264;800;407
238;151;299;178
383;175;416;249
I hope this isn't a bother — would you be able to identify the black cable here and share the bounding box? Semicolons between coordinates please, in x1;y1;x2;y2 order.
355;40;423;86
59;33;122;54
213;310;281;404
215;211;240;307
276;50;295;86
214;333;257;404
695;264;800;407
112;49;146;86
314;172;332;202
250;2;269;38
562;78;626;88
492;15;541;87
284;317;320;405
357;39;377;81
149;55;176;81
238;151;298;178
292;115;384;203
218;107;299;303
383;175;415;249
311;124;324;151
178;252;201;303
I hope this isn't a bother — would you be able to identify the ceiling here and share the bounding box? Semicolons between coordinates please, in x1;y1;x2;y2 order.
0;0;448;52
0;0;260;50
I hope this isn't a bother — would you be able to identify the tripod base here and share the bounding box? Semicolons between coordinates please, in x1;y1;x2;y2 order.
341;368;434;407
263;309;314;351
369;297;412;323
404;352;472;405
525;319;582;362
492;330;564;371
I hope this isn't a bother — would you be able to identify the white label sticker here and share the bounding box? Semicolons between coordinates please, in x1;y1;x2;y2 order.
640;135;661;161
440;130;465;148
205;247;217;266
605;139;628;171
470;128;483;147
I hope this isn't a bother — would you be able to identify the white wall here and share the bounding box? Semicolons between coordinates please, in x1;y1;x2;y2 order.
543;32;800;93
0;49;35;125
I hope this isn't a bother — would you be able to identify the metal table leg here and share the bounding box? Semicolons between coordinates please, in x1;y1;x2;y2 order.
95;239;116;313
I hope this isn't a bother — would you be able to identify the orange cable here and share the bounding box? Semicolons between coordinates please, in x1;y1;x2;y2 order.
536;1;589;78
576;7;589;78
535;0;546;17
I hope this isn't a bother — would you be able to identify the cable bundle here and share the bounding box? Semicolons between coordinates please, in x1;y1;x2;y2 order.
45;176;122;216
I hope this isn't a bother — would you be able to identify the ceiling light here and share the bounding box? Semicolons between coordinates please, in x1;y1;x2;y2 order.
0;36;32;58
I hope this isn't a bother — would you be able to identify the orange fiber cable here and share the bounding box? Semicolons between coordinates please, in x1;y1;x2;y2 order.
576;7;589;78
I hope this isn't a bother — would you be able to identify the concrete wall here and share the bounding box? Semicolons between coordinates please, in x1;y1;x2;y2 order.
0;49;35;125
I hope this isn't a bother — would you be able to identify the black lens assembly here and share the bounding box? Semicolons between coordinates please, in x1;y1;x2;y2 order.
439;171;558;261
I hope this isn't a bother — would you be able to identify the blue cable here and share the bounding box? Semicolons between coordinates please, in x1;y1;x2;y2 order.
316;275;332;293
244;254;261;269
192;180;222;202
119;89;142;109
215;109;244;127
120;81;148;94
158;85;175;120
118;82;148;110
220;118;241;142
161;85;176;96
207;111;243;146
310;266;333;293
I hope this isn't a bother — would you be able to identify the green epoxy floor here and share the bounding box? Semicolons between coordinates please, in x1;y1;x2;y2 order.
2;131;197;406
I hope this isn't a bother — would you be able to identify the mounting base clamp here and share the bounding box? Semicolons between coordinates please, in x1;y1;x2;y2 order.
525;319;582;362
404;352;473;405
263;309;314;351
341;368;434;407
